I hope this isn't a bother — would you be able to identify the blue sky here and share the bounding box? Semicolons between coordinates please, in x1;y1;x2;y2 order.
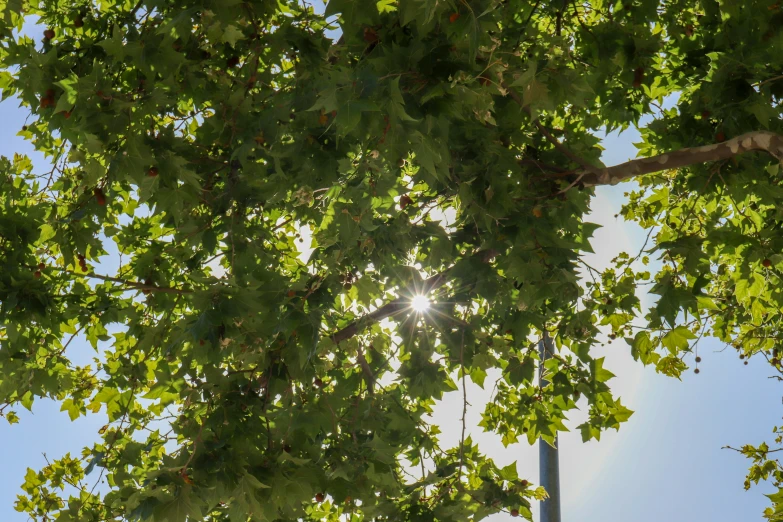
1;21;781;522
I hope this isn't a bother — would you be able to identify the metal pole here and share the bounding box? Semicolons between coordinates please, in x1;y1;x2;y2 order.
538;332;562;522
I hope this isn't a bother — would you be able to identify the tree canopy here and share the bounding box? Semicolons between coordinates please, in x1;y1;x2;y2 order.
1;0;783;520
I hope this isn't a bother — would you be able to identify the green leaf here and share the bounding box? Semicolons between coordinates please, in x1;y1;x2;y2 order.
59;398;82;421
505;356;535;385
38;223;56;242
630;331;659;365
5;411;19;425
20;391;33;411
156;487;203;522
499;462;518;481
661;326;696;355
376;0;397;13
222;25;244;46
591;358;615;383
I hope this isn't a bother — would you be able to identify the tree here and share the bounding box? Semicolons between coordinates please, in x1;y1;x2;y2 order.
0;0;782;520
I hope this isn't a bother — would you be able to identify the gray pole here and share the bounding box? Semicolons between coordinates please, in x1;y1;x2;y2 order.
538;332;562;522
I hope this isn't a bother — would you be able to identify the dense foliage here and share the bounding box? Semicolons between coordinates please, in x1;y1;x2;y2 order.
1;0;782;520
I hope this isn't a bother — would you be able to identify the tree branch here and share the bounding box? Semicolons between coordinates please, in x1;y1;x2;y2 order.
581;131;783;186
504;84;783;187
48;267;192;295
457;327;467;483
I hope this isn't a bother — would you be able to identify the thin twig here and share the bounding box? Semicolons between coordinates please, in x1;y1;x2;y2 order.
505;83;600;173
46;267;192;295
457;327;468;483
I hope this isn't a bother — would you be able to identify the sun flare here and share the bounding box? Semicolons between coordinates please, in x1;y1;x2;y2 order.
411;295;431;312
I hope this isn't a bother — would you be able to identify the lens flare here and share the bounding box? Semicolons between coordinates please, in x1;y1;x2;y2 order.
411;295;430;312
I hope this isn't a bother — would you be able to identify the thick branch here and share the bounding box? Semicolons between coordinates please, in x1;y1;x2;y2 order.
504;85;783;187
582;131;783;186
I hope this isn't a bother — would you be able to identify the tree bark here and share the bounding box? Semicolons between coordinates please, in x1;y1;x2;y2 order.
582;131;783;186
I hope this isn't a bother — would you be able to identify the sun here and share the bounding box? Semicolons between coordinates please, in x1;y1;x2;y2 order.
411;294;431;312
